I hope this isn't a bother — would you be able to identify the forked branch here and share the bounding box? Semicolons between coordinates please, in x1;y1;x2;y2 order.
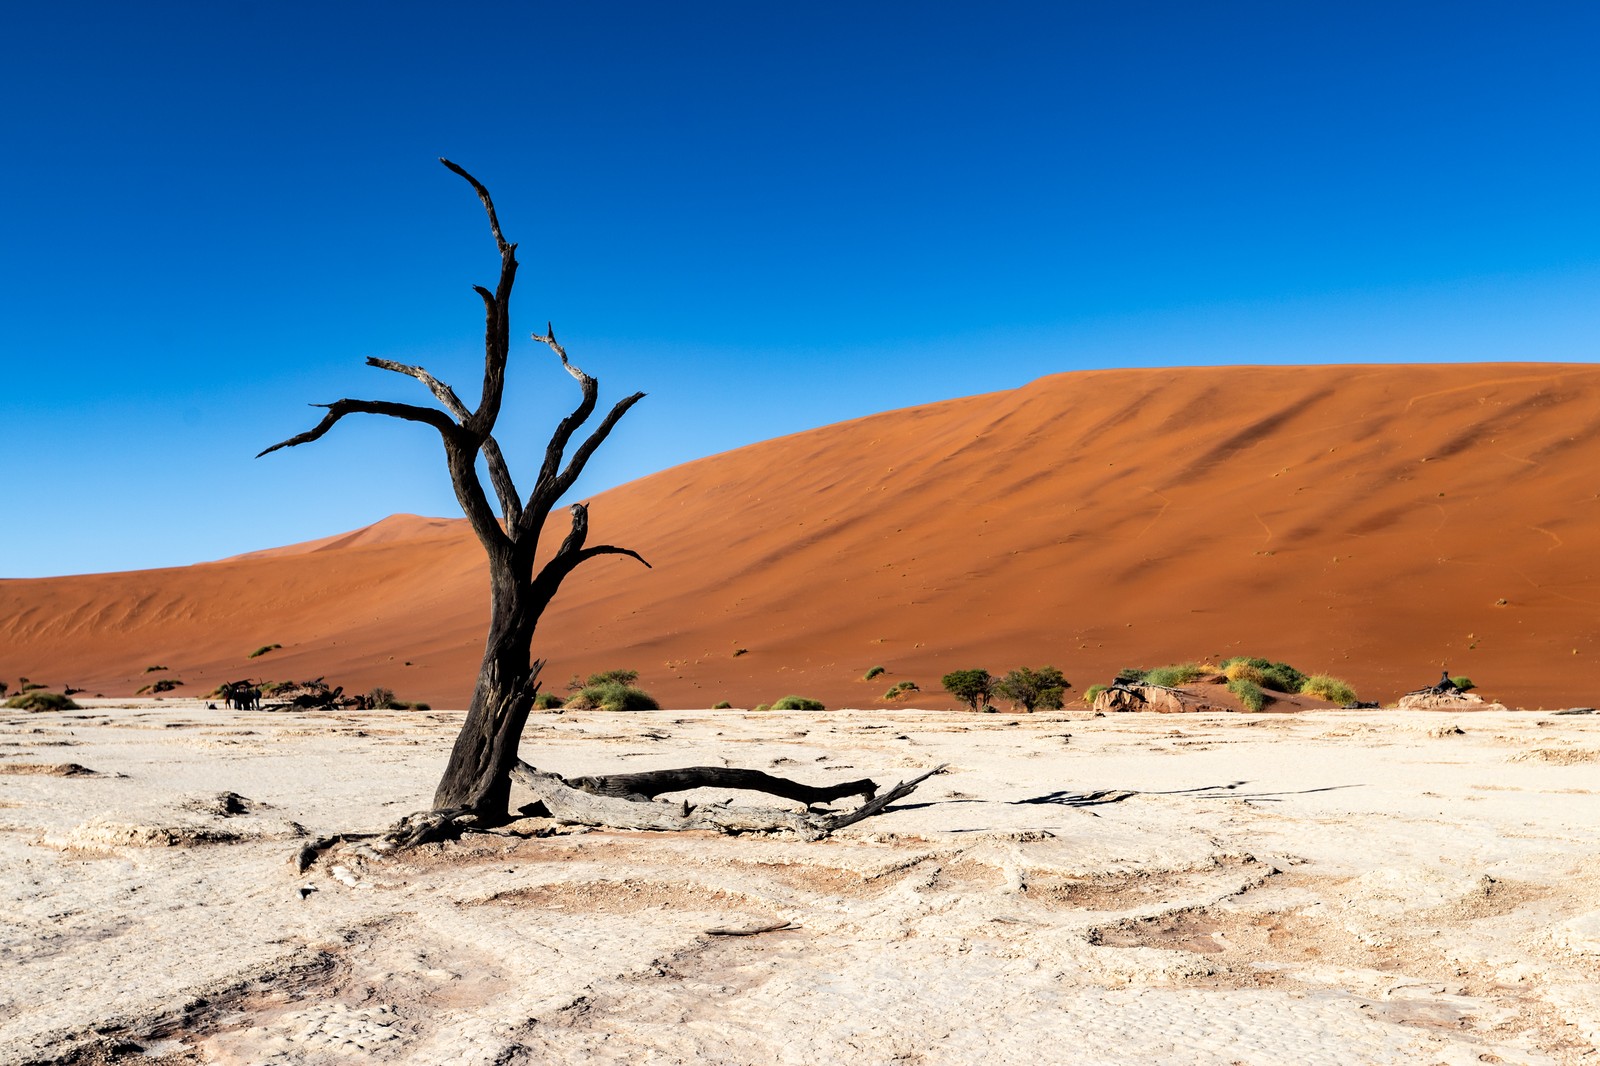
367;356;524;526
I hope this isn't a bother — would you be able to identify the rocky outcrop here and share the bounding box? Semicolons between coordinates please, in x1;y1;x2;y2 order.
1093;683;1222;714
1395;691;1508;712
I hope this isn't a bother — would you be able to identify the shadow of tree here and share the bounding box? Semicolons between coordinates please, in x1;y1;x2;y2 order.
1010;781;1363;807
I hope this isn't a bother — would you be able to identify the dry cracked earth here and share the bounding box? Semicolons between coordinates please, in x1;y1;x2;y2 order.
3;700;1600;1064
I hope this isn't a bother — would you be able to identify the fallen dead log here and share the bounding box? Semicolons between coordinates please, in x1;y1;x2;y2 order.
510;760;945;841
296;762;945;868
563;766;878;804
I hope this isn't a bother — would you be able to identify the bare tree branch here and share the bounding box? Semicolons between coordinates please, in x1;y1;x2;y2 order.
525;326;599;512
572;544;652;569
439;159;518;438
440;158;509;253
366;356;470;418
531;322;593;388
256;399;460;458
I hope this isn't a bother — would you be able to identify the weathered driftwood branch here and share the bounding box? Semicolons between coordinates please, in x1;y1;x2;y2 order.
511;760;945;840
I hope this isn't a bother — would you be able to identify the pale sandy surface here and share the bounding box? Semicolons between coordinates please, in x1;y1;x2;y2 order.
4;698;1600;1064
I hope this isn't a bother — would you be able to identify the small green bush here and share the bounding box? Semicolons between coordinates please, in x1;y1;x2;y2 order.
864;666;886;681
579;669;639;688
1227;678;1270;711
753;703;771;712
882;680;919;701
1084;683;1108;705
366;686;397;709
1221;657;1306;694
1300;674;1358;705
5;691;79;711
532;691;565;710
712;700;732;709
1450;676;1475;692
995;666;1068;712
248;644;282;659
771;695;826;711
942;669;994;711
136;678;184;695
568;681;660;712
1142;662;1206;688
1114;667;1149;684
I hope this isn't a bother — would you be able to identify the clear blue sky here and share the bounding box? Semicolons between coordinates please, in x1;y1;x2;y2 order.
3;2;1597;577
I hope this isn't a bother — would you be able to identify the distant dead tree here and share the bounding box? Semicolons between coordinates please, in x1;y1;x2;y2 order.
264;161;939;851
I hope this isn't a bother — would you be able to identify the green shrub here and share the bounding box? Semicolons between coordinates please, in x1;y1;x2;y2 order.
942;669;994;711
864;666;886;681
1221;657;1306;694
712;700;732;709
995;666;1068;712
771;695;826;711
367;687;398;709
1084;683;1108;705
882;680;920;701
1114;667;1149;684
5;691;79;711
532;691;565;710
248;644;282;659
753;703;770;712
578;669;639;688
20;678;46;692
568;681;660;712
1299;674;1358;705
1143;662;1206;688
1450;676;1475;692
1227;678;1270;711
1223;660;1264;685
135;678;183;695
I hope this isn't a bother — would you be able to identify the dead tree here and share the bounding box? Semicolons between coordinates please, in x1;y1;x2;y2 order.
263;161;939;849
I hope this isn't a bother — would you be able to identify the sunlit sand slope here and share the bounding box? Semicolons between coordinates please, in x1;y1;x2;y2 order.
4;363;1598;708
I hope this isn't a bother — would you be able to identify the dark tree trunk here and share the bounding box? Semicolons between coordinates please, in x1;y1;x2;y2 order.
432;552;539;813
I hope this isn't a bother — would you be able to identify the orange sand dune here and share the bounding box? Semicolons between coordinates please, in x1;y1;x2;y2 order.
5;364;1600;710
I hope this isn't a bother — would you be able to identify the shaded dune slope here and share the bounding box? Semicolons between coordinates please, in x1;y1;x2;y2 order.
5;364;1599;709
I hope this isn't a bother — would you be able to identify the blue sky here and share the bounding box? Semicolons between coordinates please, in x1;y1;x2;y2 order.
3;2;1597;577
